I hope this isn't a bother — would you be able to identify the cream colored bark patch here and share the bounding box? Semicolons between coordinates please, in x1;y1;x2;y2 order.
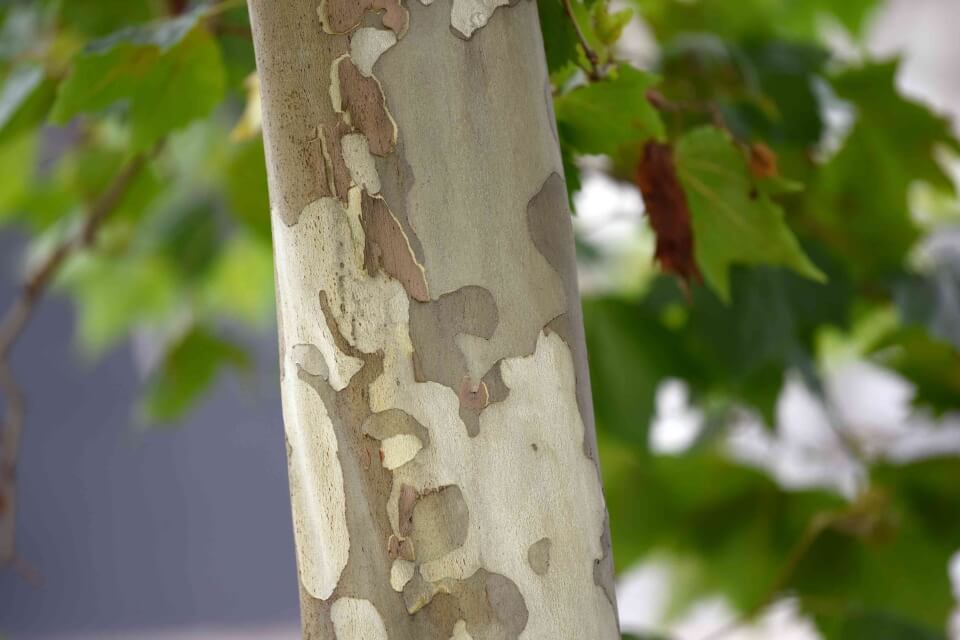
449;620;473;640
282;352;348;600
273;202;365;391
379;433;423;469
350;27;397;76
330;597;389;639
450;0;512;38
341;133;381;194
390;558;416;591
383;332;618;638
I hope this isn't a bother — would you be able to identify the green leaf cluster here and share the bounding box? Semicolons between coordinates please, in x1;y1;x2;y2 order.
545;0;960;637
0;0;272;424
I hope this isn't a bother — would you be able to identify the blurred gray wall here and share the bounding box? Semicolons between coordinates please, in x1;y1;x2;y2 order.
0;232;300;638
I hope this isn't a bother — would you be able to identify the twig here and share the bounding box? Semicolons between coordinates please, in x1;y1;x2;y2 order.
0;153;148;568
695;512;833;640
562;0;602;81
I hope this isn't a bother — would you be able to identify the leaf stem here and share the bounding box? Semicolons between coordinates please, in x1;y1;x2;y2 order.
562;0;602;81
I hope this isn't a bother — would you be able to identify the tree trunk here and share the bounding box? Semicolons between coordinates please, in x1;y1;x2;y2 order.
247;0;619;636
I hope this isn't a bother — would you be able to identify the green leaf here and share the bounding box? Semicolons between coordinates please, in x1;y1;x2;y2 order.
634;0;880;41
224;137;271;241
51;17;226;150
0;64;55;143
0;130;37;218
55;0;164;38
674;126;825;300
142;326;250;423
797;458;960;630
592;2;632;46
583;295;698;448
58;253;179;356
807;62;960;280
538;0;580;74
555;64;665;157
872;328;960;414
200;231;275;327
817;610;946;640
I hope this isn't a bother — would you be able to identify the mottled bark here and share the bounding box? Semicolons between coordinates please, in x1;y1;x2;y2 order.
247;0;619;636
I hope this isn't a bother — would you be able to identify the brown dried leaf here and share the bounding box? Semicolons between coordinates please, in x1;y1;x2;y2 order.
635;140;701;286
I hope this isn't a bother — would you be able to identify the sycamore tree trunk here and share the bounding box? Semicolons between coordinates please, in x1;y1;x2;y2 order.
247;0;619;637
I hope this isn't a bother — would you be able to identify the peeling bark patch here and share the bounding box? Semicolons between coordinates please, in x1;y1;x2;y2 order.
360;192;430;301
363;408;430;446
330;597;389;639
380;433;423;469
527;537;551;575
291;343;329;379
341;132;382;194
458;377;488;411
410;485;470;563
527;173;600;461
388;534;416;561
393;331;618;637
408;285;500;436
403;568;527;637
391;558;416;591
449;0;512;38
319;0;409;36
350;27;398;76
449;620;473;640
283;354;349;600
334;56;397;157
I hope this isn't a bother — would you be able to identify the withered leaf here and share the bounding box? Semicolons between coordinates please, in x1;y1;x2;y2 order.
635;140;701;286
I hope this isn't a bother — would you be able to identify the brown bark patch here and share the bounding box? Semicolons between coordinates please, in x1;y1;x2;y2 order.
527;537;551;576
409;485;470;563
319;0;409;36
408;286;502;436
360;192;430;301
336;57;396;157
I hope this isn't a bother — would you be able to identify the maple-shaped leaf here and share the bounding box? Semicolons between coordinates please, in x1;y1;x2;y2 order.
555;64;665;157
808;61;960;279
674;126;825;300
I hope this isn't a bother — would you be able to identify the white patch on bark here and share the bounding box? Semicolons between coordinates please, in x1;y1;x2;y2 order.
330;597;389;639
291;343;329;379
274;202;366;391
380;433;424;469
450;0;511;38
390;558;416;591
449;620;473;640
281;350;349;600
341;132;382;194
377;332;618;637
350;27;398;76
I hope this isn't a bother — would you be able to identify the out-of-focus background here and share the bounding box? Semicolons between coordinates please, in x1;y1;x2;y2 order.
0;0;959;638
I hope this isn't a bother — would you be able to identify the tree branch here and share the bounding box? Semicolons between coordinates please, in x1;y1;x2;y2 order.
562;0;602;81
0;153;148;567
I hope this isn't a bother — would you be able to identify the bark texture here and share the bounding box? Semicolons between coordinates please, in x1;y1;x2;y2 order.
247;0;619;636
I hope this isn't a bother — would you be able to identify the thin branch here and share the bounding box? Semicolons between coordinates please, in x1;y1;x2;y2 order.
0;153;148;567
695;512;833;640
562;0;602;81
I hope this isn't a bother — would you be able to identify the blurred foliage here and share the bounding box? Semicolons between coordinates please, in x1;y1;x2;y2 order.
0;0;958;637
